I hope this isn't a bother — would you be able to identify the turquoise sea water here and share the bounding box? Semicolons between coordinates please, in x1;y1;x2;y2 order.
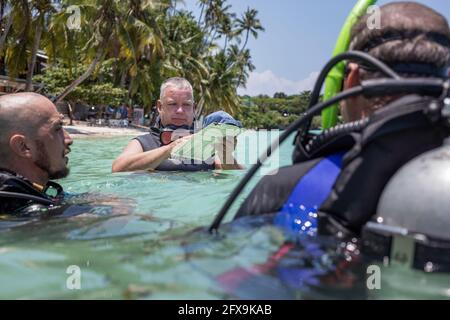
0;132;449;299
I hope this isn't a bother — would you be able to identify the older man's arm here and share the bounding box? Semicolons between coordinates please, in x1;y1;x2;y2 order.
112;138;189;172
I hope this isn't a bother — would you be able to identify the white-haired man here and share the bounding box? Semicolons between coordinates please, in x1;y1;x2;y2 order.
112;77;241;172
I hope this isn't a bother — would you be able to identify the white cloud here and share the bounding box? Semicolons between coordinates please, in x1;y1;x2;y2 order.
238;70;319;97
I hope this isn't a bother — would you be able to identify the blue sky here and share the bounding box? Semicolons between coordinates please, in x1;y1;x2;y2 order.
182;0;450;96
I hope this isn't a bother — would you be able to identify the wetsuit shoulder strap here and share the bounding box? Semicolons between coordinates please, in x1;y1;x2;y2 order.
134;127;215;171
274;152;345;237
0;170;56;212
134;128;161;152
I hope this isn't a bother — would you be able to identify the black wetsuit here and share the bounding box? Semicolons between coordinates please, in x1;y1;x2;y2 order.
0;169;64;216
134;126;215;171
235;95;450;234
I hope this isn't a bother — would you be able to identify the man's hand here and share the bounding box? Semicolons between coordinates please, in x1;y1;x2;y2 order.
214;136;243;170
168;134;193;156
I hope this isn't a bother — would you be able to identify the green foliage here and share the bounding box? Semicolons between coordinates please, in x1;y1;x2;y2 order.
273;92;287;99
2;0;265;116
235;91;322;129
33;63;127;105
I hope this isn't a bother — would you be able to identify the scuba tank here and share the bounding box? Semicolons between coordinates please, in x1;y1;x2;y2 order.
317;94;450;235
361;96;450;273
376;137;450;241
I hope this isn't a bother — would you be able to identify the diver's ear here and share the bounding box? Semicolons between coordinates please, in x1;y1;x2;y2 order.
9;135;32;159
340;63;364;122
343;63;361;90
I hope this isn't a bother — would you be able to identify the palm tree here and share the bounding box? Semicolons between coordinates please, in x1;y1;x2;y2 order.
56;0;136;103
203;0;232;46
25;0;56;91
113;0;168;111
54;0;168;106
0;0;13;54
218;11;235;51
44;5;83;74
4;0;32;78
195;51;240;117
3;0;258;118
197;0;209;26
235;7;264;54
54;0;116;103
227;44;254;87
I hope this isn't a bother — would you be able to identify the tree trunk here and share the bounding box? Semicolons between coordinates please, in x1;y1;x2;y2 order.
240;30;249;54
0;13;13;53
171;2;176;17
120;69;127;87
210;29;217;46
67;101;74;126
195;102;204;119
55;34;110;104
198;3;205;26
236;31;250;87
127;76;133;95
25;14;44;91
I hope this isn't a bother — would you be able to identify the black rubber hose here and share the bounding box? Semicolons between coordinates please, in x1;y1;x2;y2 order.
209;78;445;233
0;191;54;205
299;51;401;144
208;86;364;233
309;51;401;108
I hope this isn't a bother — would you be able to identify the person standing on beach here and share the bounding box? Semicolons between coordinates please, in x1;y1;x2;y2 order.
119;104;128;120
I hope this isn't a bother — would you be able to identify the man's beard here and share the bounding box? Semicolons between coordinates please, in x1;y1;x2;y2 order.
34;140;70;180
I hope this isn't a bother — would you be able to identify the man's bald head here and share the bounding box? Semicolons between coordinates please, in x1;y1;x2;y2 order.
0;93;57;164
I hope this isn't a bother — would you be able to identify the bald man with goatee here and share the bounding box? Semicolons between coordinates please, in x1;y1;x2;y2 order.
0;92;73;215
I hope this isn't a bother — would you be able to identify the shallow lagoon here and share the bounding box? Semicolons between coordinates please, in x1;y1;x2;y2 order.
0;132;448;299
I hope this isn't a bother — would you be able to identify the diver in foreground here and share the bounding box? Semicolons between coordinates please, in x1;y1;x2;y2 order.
210;2;450;273
0;93;73;216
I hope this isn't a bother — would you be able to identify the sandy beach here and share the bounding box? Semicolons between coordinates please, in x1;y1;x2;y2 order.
64;121;148;138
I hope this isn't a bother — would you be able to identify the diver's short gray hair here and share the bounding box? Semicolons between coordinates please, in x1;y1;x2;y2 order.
349;2;450;72
159;77;194;101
